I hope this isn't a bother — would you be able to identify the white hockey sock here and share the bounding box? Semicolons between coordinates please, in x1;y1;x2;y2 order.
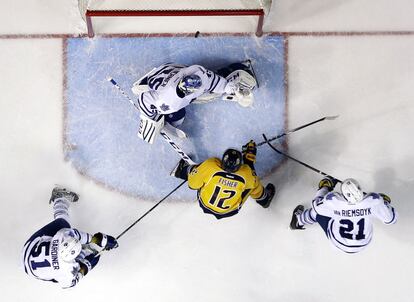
298;208;317;226
53;198;70;222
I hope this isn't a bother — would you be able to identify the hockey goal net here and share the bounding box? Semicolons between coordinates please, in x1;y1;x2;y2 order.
78;0;272;38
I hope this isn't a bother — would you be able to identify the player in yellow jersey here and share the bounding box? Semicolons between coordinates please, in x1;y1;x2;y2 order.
173;140;275;219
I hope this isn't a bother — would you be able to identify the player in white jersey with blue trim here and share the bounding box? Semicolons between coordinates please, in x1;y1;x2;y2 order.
131;61;258;144
290;177;397;254
22;187;118;288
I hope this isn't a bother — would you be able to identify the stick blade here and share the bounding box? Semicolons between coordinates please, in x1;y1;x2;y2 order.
325;115;339;120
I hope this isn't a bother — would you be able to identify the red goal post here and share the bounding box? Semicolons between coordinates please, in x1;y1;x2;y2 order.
79;0;272;38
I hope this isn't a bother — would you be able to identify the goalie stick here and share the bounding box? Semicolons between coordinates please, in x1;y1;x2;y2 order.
107;77;196;165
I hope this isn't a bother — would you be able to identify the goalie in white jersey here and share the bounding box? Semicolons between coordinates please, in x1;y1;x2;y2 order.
290;177;397;254
22;187;118;288
131;61;258;144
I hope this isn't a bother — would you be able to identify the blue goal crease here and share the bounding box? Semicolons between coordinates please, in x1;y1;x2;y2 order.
64;35;286;200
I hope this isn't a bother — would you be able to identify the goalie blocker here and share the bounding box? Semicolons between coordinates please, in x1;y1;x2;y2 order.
137;114;164;144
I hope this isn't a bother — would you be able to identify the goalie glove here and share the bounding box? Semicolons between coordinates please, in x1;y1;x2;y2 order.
242;140;257;164
91;233;119;251
222;70;257;107
137;114;164;144
224;81;238;95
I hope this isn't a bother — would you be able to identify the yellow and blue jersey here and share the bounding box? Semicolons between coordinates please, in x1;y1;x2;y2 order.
188;158;264;219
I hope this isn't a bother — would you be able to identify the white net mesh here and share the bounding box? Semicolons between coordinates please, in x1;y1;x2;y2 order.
78;0;272;36
85;0;267;11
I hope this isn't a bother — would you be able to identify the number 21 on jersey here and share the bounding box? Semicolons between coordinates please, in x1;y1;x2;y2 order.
339;218;366;240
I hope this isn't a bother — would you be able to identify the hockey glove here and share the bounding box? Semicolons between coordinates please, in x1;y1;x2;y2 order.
379;193;391;203
173;159;191;181
78;254;100;276
92;233;119;251
242;140;257;164
318;176;338;191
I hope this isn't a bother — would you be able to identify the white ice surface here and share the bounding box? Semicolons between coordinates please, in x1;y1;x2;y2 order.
1;1;414;301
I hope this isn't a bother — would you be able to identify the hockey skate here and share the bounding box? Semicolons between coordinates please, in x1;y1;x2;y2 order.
290;205;305;230
49;186;79;204
257;183;276;208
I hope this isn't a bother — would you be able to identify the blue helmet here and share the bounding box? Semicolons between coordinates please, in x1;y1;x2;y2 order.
178;74;202;95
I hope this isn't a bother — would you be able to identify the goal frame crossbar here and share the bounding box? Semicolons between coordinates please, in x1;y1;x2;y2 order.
85;9;265;37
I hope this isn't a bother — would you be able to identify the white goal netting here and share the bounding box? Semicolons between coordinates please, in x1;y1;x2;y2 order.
78;0;273;36
81;0;271;11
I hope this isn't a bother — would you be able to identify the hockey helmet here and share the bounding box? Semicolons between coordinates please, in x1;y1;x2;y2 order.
222;149;243;173
177;74;202;95
341;178;364;205
58;231;82;262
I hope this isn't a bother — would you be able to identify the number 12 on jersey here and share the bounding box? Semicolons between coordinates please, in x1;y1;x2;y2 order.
208;186;237;210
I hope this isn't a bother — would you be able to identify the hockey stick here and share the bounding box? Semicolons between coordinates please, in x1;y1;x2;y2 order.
116;180;187;240
107;77;196;165
262;134;342;183
257;115;339;147
94;180;187;256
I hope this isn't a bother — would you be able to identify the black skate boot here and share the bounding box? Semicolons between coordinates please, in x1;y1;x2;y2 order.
49;187;79;204
256;183;276;208
290;205;305;230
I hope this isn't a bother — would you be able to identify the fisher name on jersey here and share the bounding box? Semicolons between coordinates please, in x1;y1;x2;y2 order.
137;63;227;119
22;228;92;288
188;158;265;219
312;190;397;253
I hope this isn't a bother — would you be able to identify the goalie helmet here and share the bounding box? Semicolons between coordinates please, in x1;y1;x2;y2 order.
341;178;364;205
58;231;82;262
222;149;243;173
177;74;202;95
